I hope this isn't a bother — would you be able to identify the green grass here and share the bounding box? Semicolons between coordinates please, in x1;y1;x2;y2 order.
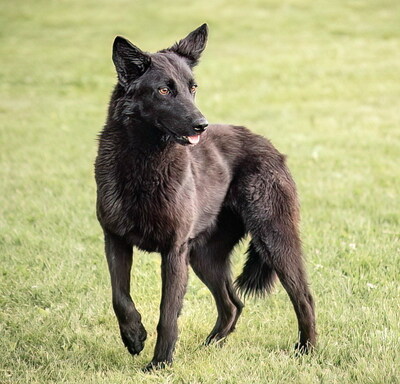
1;0;399;382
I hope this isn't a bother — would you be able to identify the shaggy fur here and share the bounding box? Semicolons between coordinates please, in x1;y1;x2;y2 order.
95;24;316;370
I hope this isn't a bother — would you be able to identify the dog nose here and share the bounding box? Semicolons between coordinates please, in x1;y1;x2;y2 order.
193;119;208;133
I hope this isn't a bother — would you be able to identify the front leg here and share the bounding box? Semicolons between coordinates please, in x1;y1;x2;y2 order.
104;230;147;355
146;245;189;370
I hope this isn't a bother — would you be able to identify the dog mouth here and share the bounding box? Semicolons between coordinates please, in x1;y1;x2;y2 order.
157;122;205;146
179;134;201;145
165;127;204;146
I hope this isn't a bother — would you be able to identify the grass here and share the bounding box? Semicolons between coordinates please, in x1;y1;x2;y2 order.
0;0;399;382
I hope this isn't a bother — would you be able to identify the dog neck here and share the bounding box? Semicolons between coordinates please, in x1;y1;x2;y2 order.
101;118;187;164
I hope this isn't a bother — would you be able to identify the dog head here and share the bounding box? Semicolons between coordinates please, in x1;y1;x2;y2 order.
112;24;209;145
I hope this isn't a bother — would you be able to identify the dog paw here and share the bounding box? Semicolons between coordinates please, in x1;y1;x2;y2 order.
204;331;228;347
119;322;147;355
143;359;171;372
294;340;315;355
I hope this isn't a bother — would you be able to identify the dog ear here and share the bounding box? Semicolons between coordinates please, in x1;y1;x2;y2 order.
167;23;208;67
112;36;151;88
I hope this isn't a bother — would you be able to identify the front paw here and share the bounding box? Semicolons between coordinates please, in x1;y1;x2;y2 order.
119;322;147;355
143;359;171;372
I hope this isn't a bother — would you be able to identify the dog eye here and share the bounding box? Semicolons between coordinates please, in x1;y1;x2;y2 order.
159;87;170;95
190;85;198;94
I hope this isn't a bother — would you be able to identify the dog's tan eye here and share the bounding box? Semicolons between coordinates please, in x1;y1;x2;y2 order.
159;87;170;95
191;85;197;94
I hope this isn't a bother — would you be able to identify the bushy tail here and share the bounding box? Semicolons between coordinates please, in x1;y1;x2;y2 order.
235;240;277;297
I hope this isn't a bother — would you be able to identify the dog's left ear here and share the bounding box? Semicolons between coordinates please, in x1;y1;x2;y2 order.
166;23;208;67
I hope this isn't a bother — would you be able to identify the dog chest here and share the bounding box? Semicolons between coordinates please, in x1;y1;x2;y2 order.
97;164;195;250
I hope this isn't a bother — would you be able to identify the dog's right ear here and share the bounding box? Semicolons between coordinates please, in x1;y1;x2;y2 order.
112;36;151;88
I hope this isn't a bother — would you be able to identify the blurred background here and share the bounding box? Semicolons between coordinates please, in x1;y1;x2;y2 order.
1;0;399;383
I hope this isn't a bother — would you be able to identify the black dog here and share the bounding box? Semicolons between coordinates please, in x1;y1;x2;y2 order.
95;24;316;370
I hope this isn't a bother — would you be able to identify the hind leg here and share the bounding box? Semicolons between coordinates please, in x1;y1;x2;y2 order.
236;164;316;351
252;233;316;351
191;252;243;344
190;210;245;344
277;262;316;352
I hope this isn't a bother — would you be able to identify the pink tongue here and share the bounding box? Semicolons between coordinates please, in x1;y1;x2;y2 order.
188;135;200;145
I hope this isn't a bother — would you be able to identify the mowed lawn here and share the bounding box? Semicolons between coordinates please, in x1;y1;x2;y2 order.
1;0;399;383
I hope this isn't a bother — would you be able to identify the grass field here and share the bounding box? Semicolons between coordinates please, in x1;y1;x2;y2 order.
1;0;399;383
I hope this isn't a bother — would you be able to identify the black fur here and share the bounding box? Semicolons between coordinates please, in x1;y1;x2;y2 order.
95;24;316;370
235;240;277;297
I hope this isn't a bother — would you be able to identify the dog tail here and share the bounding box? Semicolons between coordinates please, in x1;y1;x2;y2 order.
235;240;277;297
